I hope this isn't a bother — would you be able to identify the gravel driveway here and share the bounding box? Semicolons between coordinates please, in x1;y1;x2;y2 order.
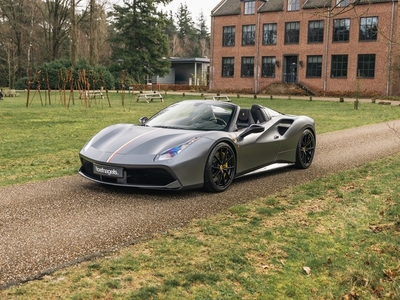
1;120;399;289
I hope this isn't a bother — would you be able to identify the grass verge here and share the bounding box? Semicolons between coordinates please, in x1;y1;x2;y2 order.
0;92;399;187
0;92;399;298
1;153;399;299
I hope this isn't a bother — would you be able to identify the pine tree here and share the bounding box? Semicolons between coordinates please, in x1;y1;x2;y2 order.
110;0;171;83
194;11;210;58
174;3;196;57
164;11;179;57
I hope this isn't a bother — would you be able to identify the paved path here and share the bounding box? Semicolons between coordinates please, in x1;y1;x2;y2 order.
0;120;399;288
172;91;400;106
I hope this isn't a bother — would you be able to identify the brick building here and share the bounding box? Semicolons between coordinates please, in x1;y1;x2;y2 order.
209;0;400;96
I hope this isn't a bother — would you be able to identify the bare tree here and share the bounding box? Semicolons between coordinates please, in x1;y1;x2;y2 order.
0;0;37;87
71;0;77;66
37;0;72;60
89;0;97;65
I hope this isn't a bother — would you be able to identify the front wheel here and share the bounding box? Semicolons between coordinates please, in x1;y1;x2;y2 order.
204;142;236;192
295;129;316;169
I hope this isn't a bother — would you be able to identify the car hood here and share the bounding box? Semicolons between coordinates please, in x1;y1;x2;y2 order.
81;124;210;162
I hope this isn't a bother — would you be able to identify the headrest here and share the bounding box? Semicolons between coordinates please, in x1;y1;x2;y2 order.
238;109;250;121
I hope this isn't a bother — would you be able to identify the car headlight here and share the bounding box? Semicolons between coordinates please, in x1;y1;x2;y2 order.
156;137;199;161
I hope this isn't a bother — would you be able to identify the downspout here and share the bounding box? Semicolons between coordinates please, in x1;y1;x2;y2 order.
194;62;198;86
323;8;331;93
255;10;261;94
386;0;395;96
209;16;215;91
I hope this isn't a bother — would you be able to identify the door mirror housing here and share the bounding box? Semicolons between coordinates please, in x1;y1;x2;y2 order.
139;116;148;126
239;124;264;139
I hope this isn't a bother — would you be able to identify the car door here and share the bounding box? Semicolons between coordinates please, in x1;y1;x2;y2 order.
235;121;283;174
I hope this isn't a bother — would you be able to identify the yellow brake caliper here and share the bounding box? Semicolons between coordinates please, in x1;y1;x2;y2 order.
219;151;228;178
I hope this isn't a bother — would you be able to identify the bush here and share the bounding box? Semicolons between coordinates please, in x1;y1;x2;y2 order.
19;59;115;91
15;77;30;90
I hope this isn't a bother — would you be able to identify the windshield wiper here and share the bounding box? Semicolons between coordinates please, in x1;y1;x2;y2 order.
152;125;186;130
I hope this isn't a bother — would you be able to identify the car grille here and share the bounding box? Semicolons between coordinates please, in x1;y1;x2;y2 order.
80;159;177;186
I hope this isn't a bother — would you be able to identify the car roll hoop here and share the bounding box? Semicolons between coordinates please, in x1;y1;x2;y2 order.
236;108;254;129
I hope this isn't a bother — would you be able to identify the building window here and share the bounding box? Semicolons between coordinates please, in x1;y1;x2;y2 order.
308;20;324;43
359;17;378;41
357;54;375;78
241;57;254;77
261;56;276;77
222;57;235;77
306;56;322;77
336;0;350;7
263;23;277;45
288;0;300;11
244;0;255;15
285;22;300;44
223;26;235;46
333;19;350;42
331;55;348;77
242;25;255;46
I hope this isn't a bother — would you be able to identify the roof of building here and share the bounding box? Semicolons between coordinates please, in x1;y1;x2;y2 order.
169;57;210;64
212;0;241;16
211;0;398;16
259;0;284;12
302;0;397;9
302;0;331;9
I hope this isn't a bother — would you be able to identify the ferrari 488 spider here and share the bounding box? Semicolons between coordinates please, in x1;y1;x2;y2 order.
79;100;316;192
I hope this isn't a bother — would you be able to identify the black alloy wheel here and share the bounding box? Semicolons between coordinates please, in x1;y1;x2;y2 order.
204;142;236;192
295;129;316;169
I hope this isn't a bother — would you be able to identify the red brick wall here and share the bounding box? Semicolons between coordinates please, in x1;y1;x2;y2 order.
210;0;399;96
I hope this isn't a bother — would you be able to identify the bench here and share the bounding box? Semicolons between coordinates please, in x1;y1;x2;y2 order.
204;95;231;102
136;93;164;103
4;89;20;97
79;91;104;99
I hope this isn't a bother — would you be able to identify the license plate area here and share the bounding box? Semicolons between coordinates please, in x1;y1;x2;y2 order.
93;164;124;178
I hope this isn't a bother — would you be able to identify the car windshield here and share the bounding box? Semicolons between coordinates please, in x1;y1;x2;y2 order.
145;101;235;131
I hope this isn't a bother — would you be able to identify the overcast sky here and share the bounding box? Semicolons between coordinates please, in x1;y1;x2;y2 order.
108;1;217;24
163;0;217;23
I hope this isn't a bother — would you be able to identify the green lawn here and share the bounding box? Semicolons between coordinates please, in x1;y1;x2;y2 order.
0;92;399;299
0;91;398;187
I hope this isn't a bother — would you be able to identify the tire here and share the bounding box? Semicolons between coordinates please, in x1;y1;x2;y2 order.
204;142;236;192
295;129;316;169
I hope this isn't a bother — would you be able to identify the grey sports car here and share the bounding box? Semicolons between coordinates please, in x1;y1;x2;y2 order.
79;100;316;192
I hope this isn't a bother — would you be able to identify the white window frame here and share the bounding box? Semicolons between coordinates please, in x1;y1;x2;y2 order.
244;1;255;15
336;0;350;7
288;0;300;11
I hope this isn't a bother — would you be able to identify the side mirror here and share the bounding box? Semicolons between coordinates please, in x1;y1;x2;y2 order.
239;124;264;139
139;116;148;126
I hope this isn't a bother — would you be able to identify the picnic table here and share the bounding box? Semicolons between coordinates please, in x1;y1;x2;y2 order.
4;89;20;97
80;90;104;99
136;93;164;103
204;95;231;102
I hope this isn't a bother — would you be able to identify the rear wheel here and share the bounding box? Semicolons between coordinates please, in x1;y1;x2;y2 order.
295;129;315;169
204;142;236;192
